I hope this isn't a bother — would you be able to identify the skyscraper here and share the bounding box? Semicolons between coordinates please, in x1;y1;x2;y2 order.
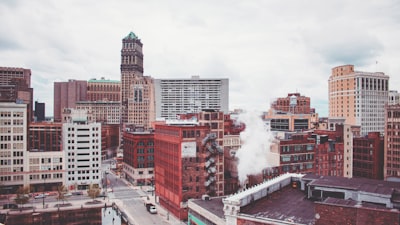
154;76;229;120
34;101;45;122
120;32;155;129
328;65;389;135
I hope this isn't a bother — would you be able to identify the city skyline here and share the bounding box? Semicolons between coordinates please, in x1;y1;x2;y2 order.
1;0;400;117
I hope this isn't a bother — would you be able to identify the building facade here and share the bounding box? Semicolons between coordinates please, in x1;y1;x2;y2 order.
76;101;121;124
0;67;33;122
328;65;389;135
120;32;155;129
353;132;384;180
62;109;102;190
122;131;154;185
53;80;87;122
154;121;212;220
154;76;229;120
34;101;45;122
87;77;121;102
270;92;312;114
384;104;400;180
0;102;28;192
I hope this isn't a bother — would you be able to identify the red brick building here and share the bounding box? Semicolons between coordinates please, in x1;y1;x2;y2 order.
353;132;384;180
123;130;154;185
53;80;87;122
270;92;312;114
28;122;62;152
154;122;215;220
87;78;121;102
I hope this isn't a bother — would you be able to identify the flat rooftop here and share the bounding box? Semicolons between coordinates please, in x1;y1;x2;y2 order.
304;174;400;195
240;185;315;225
191;196;225;219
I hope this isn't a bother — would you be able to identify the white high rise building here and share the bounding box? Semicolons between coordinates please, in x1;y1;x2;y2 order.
329;65;389;136
154;76;229;119
0;102;28;190
62;109;102;190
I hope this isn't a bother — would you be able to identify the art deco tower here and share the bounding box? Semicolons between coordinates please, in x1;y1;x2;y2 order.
120;32;155;129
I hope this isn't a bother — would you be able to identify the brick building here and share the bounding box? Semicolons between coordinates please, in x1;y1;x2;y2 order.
53;80;87;122
154;121;215;220
270;92;312;114
353;132;384;180
122;130;154;185
87;77;121;102
384;104;400;180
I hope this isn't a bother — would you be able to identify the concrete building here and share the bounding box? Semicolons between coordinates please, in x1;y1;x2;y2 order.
353;132;384;180
0;102;28;192
384;104;400;181
389;90;400;105
328;65;389;136
188;173;400;225
264;112;318;132
154;76;229;120
62;109;102;190
87;77;121;102
27;122;64;192
0;67;33;122
53;80;87;122
75;101;121;124
270;92;313;114
120;32;155;129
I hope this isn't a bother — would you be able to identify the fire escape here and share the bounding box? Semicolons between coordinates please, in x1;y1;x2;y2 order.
202;133;223;196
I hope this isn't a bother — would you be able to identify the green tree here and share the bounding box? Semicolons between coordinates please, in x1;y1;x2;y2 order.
87;184;100;201
14;186;30;208
57;185;68;204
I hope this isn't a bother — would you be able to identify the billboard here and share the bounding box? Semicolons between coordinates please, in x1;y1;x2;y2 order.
181;142;197;158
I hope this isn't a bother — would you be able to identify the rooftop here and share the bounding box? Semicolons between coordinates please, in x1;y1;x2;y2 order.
124;31;138;40
241;185;316;225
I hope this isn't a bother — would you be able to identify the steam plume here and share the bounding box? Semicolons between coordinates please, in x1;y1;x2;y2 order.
236;110;279;184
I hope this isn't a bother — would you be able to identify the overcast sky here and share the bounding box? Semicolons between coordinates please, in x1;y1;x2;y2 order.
1;0;400;117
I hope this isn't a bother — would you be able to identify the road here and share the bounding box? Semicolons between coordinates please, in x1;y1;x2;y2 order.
102;159;185;225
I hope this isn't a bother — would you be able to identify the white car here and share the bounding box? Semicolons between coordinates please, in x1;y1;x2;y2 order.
64;192;72;197
34;194;46;199
149;205;157;214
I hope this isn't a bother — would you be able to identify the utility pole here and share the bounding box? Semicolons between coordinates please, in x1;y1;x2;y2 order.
42;175;46;209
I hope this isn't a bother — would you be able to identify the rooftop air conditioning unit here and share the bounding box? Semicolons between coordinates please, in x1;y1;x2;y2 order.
202;194;210;201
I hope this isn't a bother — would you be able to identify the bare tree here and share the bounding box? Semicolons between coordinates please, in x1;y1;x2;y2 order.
14;186;30;208
57;184;68;204
87;184;100;202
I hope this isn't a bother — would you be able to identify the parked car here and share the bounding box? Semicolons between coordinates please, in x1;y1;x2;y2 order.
3;203;18;209
34;194;46;199
145;203;157;214
64;192;72;197
72;191;83;195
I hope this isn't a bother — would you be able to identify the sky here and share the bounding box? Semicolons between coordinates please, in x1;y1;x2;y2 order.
1;0;400;117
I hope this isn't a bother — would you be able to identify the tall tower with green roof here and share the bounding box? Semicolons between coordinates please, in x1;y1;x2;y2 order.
120;32;155;129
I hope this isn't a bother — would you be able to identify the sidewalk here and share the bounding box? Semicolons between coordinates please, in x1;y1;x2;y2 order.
143;194;186;225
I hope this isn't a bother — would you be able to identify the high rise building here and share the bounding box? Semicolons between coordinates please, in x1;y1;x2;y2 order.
154;76;229;120
62;108;102;190
328;65;389;135
154;120;212;220
53;79;87;122
34;101;45;122
120;32;155;129
76;101;121;124
384;104;400;180
0;67;33;122
0;102;28;191
87;77;121;102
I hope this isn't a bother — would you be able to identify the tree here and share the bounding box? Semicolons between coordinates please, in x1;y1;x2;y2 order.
87;184;100;201
57;185;68;204
14;186;30;208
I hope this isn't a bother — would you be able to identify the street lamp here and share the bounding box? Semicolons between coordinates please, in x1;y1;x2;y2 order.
42;175;46;209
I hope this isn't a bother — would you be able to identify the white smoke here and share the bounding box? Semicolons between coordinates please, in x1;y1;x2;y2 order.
236;110;279;184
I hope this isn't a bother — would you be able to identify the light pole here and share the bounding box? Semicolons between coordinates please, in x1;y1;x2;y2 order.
42;175;46;209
